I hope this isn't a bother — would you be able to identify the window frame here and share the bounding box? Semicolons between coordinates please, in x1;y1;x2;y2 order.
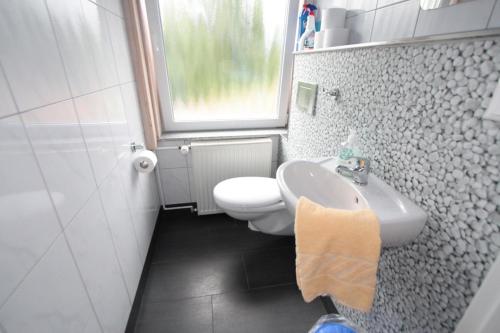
145;0;298;132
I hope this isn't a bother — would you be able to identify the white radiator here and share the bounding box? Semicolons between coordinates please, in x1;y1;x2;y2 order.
191;138;273;215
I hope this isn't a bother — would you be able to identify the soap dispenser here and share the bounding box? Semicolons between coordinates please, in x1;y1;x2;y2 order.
338;129;361;167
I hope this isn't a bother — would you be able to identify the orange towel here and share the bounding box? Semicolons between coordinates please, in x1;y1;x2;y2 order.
295;196;381;312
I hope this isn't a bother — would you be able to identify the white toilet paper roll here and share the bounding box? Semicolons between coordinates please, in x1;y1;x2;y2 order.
321;8;346;30
133;150;157;173
323;28;349;48
314;31;325;49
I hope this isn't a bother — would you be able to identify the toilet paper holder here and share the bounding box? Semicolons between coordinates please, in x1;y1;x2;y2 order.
128;142;145;152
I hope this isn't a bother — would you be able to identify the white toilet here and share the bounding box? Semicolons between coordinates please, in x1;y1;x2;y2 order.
213;177;294;236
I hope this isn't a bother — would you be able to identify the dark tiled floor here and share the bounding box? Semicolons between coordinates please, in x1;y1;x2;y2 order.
132;209;326;333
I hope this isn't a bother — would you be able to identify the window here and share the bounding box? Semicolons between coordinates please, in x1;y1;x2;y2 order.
146;0;297;132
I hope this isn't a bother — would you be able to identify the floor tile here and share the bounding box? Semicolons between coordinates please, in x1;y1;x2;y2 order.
143;254;247;302
135;296;213;333
243;247;296;289
153;214;293;264
208;226;295;254
129;210;330;332
212;285;325;333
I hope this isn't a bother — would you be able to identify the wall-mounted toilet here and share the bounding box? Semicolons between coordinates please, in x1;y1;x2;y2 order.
213;177;293;236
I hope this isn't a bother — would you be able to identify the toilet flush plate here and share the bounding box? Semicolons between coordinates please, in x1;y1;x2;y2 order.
296;81;318;115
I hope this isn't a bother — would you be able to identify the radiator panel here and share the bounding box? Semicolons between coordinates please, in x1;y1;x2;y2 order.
190;138;273;215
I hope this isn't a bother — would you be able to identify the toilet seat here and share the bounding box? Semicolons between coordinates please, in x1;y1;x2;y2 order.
213;177;283;211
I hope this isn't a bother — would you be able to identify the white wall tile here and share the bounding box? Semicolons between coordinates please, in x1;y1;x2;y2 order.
22;100;96;226
415;0;495;36
74;90;118;186
107;12;134;84
346;0;377;17
271;136;279;162
0;67;17;118
91;0;124;17
104;0;124;17
81;0;120;89
0;235;101;333
46;0;100;97
157;141;189;169
271;161;278;178
99;167;142;301
377;0;408;8
161;168;191;205
0;0;70;111
0;1;156;332
489;0;500;28
141;170;160;239
371;0;420;42
0;116;61;306
117;156;153;261
65;192;130;333
120;82;145;144
346;11;375;44
101;87;131;159
188;167;196;203
317;0;347;9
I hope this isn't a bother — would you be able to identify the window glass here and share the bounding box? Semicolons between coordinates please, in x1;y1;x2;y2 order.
159;0;287;122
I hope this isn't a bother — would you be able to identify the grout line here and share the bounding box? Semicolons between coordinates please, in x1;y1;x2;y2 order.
241;254;251;290
376;0;409;10
247;282;296;292
0;80;135;121
149;243;295;266
412;5;421;38
0;0;138;328
369;7;377;42
139;293;215;306
346;8;377;19
86;0;124;18
96;188;134;305
486;0;499;28
43;0;106;330
114;159;145;272
210;295;215;333
105;6;128;99
69;99;101;187
0;96;72;120
0;56;67;313
0;231;62;311
348;0;412;20
138;282;298;307
79;0;121;89
18;72;106;333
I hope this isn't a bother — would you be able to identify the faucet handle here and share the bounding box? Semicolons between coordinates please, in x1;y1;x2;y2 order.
354;157;370;173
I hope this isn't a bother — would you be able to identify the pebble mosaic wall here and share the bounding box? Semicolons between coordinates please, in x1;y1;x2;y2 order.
280;37;500;332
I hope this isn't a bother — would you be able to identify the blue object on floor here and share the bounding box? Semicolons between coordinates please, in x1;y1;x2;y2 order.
314;322;357;333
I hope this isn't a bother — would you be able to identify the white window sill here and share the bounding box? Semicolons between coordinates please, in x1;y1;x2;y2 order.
159;128;288;141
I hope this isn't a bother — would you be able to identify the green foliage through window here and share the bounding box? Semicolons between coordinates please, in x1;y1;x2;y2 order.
159;0;286;120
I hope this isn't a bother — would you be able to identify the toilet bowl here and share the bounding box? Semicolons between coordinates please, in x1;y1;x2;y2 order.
213;177;294;236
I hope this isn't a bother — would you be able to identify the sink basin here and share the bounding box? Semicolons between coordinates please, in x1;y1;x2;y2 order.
276;158;427;247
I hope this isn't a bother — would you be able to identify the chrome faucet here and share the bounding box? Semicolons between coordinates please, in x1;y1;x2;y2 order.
335;157;370;185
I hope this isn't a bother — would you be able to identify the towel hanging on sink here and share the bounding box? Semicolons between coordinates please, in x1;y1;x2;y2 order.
295;196;381;312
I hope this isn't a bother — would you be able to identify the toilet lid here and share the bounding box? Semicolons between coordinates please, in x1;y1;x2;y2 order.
213;177;282;209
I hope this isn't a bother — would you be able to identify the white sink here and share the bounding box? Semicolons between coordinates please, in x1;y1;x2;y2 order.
276;158;427;247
